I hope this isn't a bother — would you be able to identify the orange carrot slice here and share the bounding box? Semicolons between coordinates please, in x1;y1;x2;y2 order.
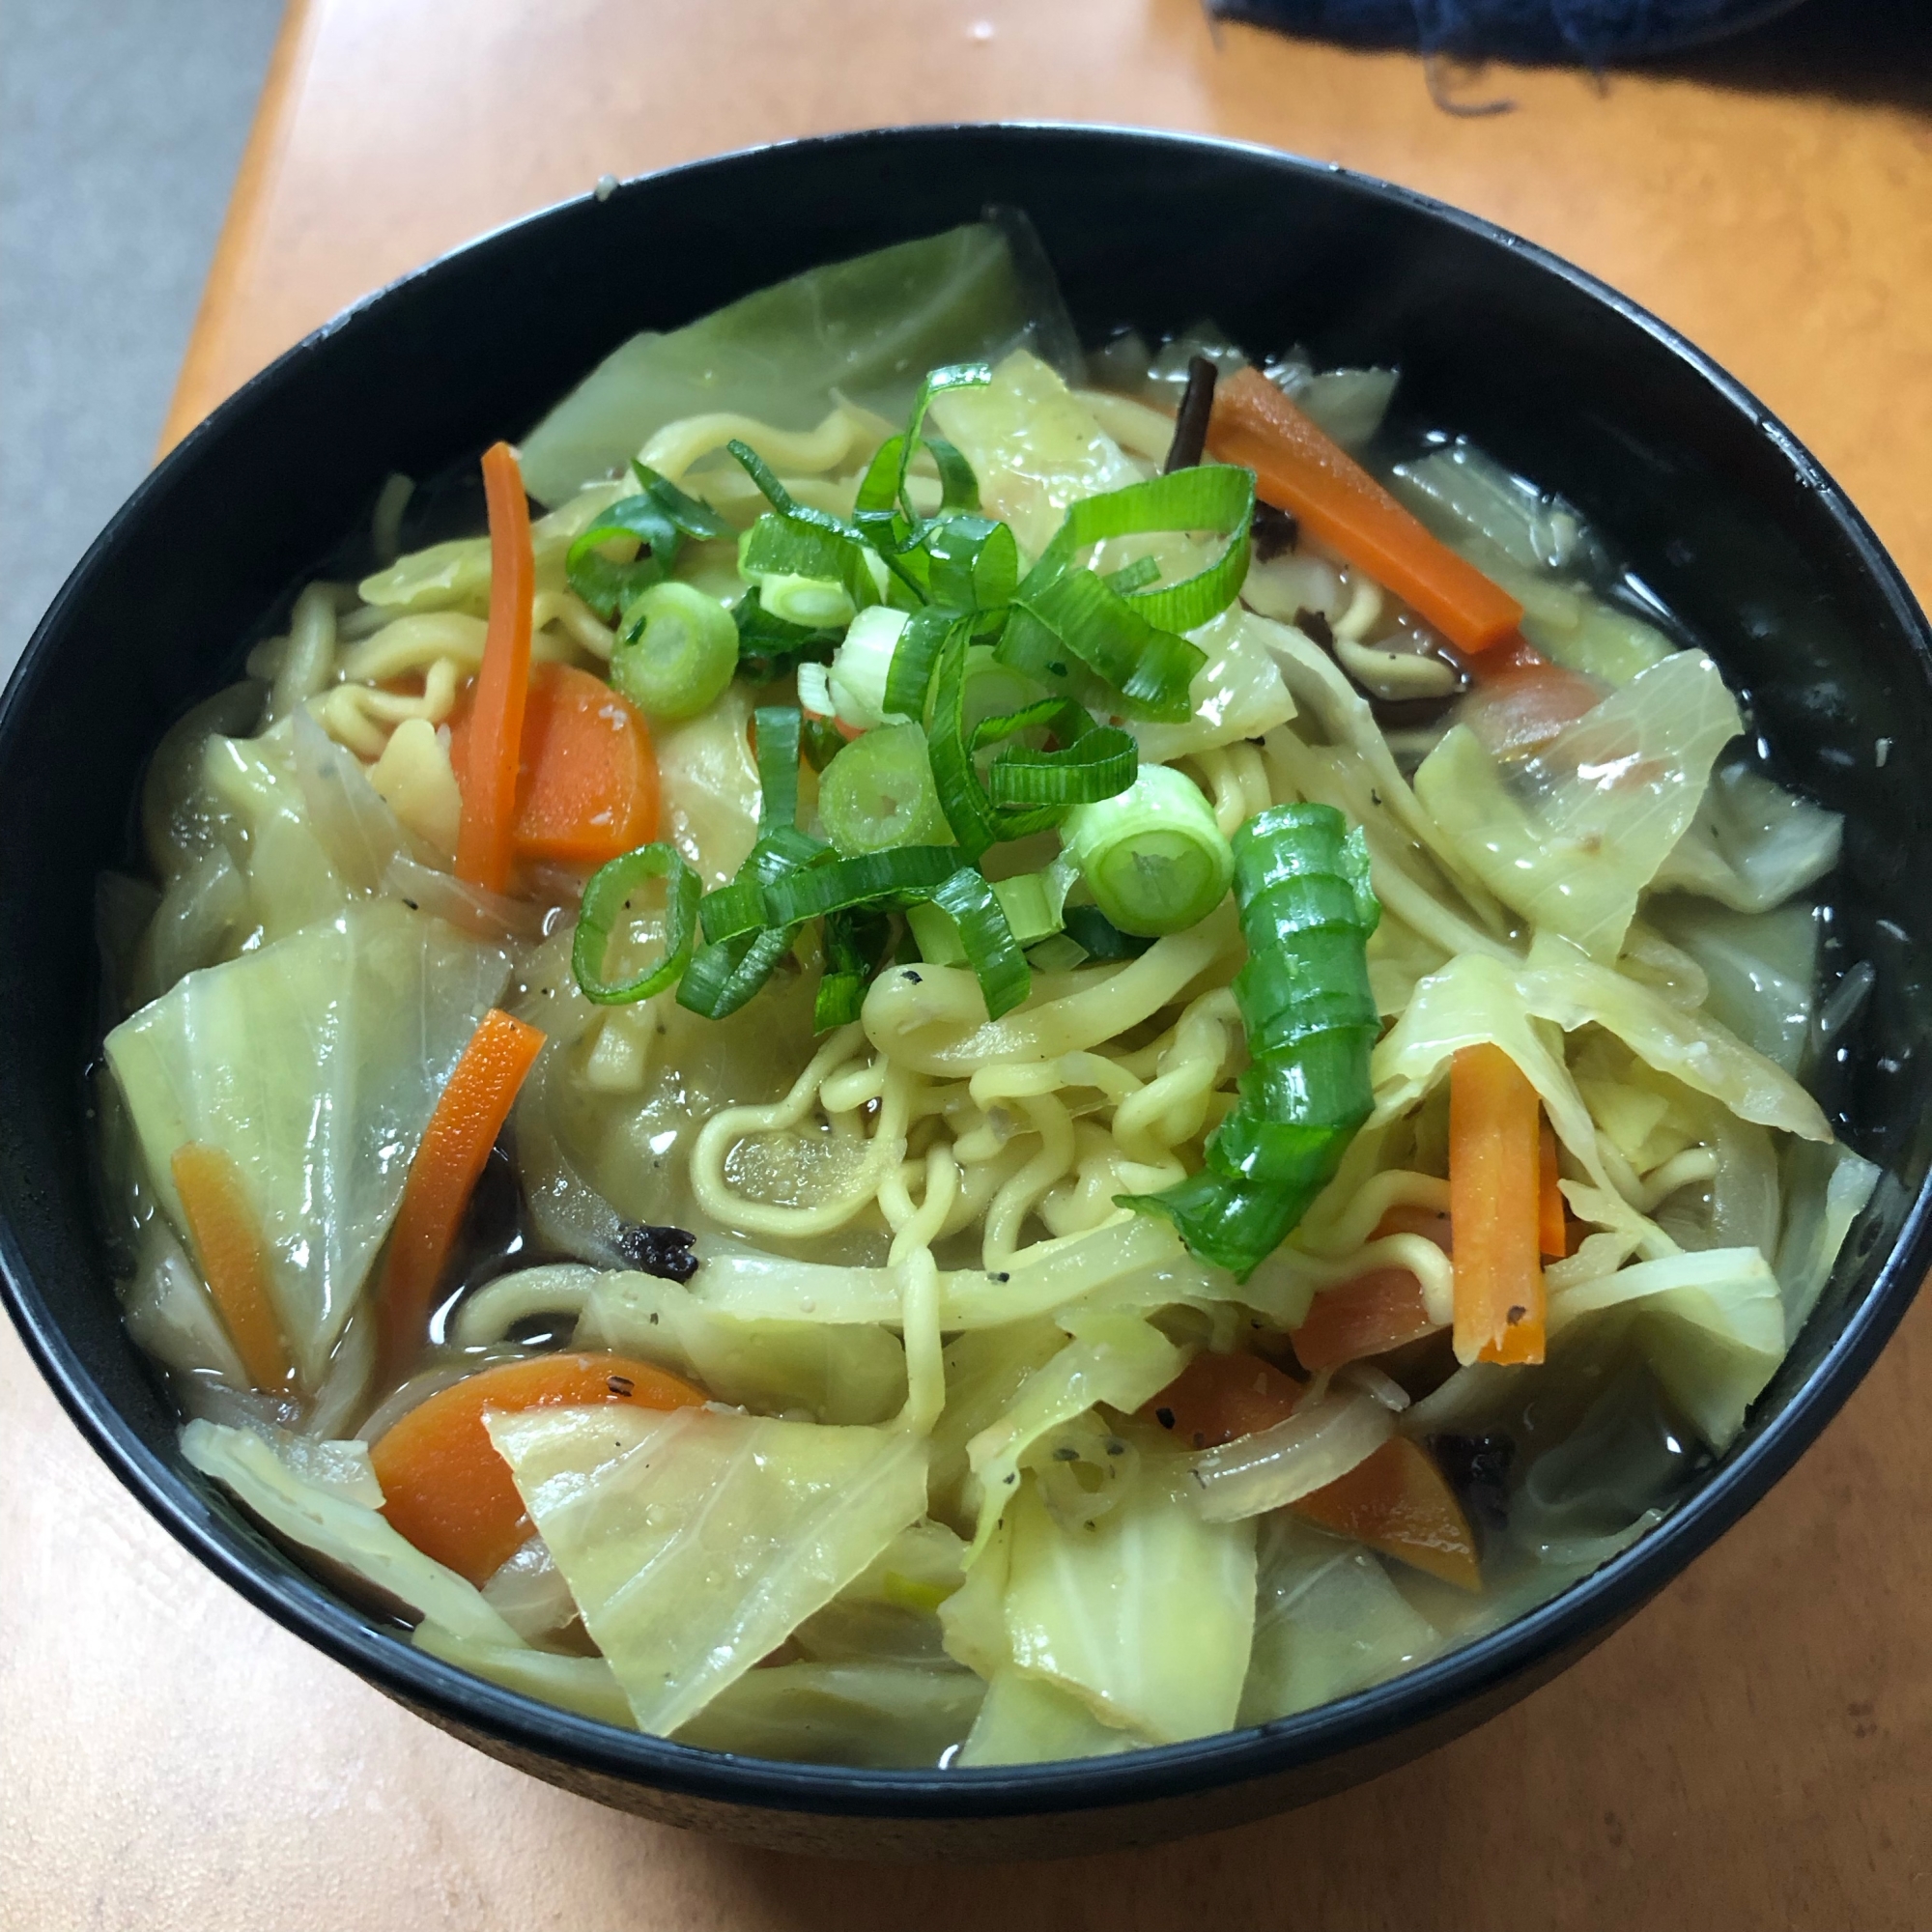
450;662;658;869
1142;1350;1303;1450
454;441;536;894
1208;367;1523;654
1293;1268;1443;1372
170;1142;292;1390
377;1008;546;1377
1450;1042;1548;1365
369;1351;705;1583
1290;1436;1481;1591
1539;1117;1567;1261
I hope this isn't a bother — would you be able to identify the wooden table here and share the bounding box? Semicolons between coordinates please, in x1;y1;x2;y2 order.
6;2;1928;1924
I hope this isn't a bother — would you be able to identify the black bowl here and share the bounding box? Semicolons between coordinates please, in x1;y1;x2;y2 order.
3;124;1927;1861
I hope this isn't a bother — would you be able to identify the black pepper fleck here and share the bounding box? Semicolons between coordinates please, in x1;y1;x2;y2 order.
607;1375;636;1398
1154;1406;1177;1430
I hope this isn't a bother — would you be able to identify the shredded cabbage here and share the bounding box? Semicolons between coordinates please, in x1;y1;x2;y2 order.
1416;650;1743;961
1644;897;1818;1076
1775;1139;1881;1342
576;1269;907;1424
1548;1246;1786;1450
413;1624;635;1727
485;1404;926;1735
107;903;513;1383
929;349;1143;556
1127;607;1295;764
676;1661;981;1767
1238;1518;1442;1723
1000;1468;1256;1743
202;722;353;950
520;220;1078;508
962;1307;1186;1555
957;1666;1151;1765
183;1420;520;1642
1655;762;1843;913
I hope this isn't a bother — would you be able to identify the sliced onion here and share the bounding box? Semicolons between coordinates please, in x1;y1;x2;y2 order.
292;706;425;890
1184;1392;1394;1523
384;855;547;942
1337;1360;1411;1412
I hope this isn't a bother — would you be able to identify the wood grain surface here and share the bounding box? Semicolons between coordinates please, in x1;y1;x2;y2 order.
6;1;1928;1925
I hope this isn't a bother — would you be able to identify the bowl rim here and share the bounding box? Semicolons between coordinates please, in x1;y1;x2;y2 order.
4;118;1928;1822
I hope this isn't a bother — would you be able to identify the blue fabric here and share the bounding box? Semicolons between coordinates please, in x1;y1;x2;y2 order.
1208;0;1805;62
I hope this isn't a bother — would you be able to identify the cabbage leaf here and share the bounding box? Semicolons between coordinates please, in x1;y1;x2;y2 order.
676;1661;981;1767
519;221;1078;508
1655;762;1842;913
183;1420;521;1643
1238;1517;1442;1723
957;1666;1151;1765
962;1307;1187;1556
1000;1470;1256;1742
485;1404;926;1735
577;1270;907;1424
929;349;1142;556
1127;607;1295;764
108;902;513;1383
1775;1138;1881;1341
1644;897;1818;1076
1415;649;1742;961
1547;1245;1786;1450
413;1623;635;1727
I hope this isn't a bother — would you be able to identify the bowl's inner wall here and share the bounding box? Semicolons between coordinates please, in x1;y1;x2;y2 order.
2;126;1926;1787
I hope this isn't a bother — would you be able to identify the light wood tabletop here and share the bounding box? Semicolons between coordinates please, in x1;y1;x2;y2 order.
6;1;1929;1925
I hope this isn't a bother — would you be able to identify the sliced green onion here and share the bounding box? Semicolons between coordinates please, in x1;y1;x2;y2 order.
905;865;1070;966
958;650;1051;749
815;906;895;1032
1062;762;1234;936
572;843;700;1005
800;714;845;772
1101;555;1163;596
924;617;1003;861
762;845;959;926
1059;464;1255;635
1009;562;1206;724
884;605;954;723
753;705;804;838
923;514;1019;615
696;824;825;944
676;924;795;1020
565;466;735;621
929;867;1029;1019
611;582;738;721
986;724;1138;808
1061;904;1153;960
819;723;952;856
727;439;923;603
827;606;912;730
732;586;840;683
853;363;990;541
1119;802;1380;1279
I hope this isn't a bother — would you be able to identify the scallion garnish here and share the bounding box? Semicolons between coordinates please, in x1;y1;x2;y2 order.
564;463;733;620
611;582;739;722
1120;802;1380;1279
819;723;951;856
572;843;701;1006
1061;763;1235;937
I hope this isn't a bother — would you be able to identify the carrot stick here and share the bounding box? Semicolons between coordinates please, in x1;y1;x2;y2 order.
450;662;658;869
369;1351;705;1583
1293;1268;1442;1372
454;441;536;893
1208;367;1523;655
1291;1437;1481;1591
1141;1350;1303;1450
377;1009;546;1377
1538;1117;1567;1261
1449;1042;1547;1365
170;1142;292;1390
